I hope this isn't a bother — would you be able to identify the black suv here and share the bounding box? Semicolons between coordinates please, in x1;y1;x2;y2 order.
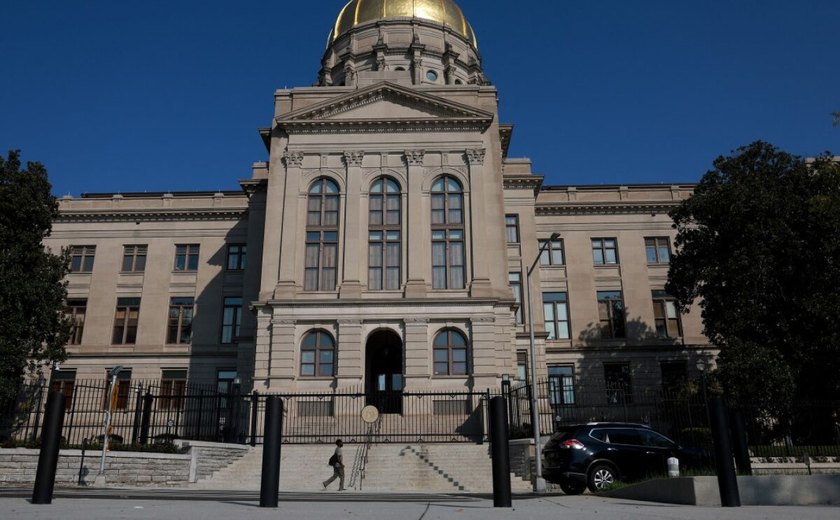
543;422;701;494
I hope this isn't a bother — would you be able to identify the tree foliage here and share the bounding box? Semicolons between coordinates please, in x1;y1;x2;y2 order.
0;150;70;404
666;142;840;405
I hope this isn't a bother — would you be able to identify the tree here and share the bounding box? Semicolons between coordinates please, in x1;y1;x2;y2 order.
666;142;840;407
833;111;840;126
0;150;70;405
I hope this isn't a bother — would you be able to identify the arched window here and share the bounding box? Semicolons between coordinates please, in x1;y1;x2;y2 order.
300;330;335;377
305;178;340;291
431;176;465;289
433;329;469;376
369;177;401;290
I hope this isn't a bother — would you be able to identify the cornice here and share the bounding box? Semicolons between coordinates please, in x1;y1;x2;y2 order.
278;118;491;134
503;175;543;194
535;201;679;216
56;208;247;224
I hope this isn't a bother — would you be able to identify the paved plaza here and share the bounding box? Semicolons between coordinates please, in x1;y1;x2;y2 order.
0;491;838;520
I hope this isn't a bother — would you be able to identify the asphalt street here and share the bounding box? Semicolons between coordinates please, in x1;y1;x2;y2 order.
0;489;838;520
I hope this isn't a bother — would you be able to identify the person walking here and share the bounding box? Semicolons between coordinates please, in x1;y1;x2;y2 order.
322;439;345;491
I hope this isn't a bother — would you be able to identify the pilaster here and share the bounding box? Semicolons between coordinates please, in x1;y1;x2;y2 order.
466;148;493;297
267;318;297;390
404;150;428;298
274;150;304;298
337;319;363;388
340;151;364;298
403;317;430;389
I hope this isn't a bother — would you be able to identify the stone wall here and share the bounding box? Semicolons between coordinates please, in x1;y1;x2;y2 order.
0;441;249;487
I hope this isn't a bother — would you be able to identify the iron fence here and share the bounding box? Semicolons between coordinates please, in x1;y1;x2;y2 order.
2;377;838;458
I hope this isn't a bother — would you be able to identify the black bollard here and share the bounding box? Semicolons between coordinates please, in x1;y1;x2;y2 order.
32;391;66;504
139;392;153;445
729;408;752;476
708;397;740;507
489;396;512;508
259;396;283;508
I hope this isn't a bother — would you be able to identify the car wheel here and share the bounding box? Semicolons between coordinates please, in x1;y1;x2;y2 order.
587;463;617;492
559;481;586;495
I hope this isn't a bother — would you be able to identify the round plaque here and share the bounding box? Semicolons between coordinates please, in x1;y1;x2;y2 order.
361;405;380;424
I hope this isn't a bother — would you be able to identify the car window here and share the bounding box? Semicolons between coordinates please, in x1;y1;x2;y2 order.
589;429;608;442
640;429;674;448
605;428;643;446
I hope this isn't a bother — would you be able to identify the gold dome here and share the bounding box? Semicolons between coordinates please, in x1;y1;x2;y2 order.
330;0;477;48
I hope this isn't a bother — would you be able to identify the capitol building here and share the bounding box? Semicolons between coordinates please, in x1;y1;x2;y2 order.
45;0;714;413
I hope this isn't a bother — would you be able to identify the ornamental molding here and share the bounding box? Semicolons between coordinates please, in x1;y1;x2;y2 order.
283;150;304;168
343;151;365;167
404;317;429;324
503;175;543;194
277;81;493;130
465;148;486;165
404;150;425;166
337;319;362;326
271;319;296;326
535;201;679;216
282;121;489;135
56;208;246;224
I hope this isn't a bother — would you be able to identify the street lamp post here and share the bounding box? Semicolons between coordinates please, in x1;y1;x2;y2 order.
695;359;708;403
525;231;560;493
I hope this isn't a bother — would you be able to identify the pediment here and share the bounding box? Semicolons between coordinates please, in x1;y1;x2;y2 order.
276;82;494;132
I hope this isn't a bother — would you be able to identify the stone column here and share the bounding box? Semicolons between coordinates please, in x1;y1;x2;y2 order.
274;150;304;299
403;317;430;390
466;148;492;297
404;150;428;298
336;319;363;389
340;151;364;298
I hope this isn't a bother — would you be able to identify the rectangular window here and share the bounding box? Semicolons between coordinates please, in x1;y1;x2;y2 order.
652;290;682;338
604;363;632;404
69;246;96;273
539;238;565;266
66;299;87;345
226;244;247;270
505;214;520;243
509;272;523;324
103;368;132;410
121;245;147;272
660;361;688;394
167;297;194;344
160;369;187;410
548;365;575;405
645;237;671;264
597;291;625;339
543;292;570;340
516;352;528;385
174;244;200;272
591;238;619;265
431;229;465;289
221;297;243;344
368;231;401;291
112;297;140;344
217;369;237;394
49;369;76;410
304;231;337;291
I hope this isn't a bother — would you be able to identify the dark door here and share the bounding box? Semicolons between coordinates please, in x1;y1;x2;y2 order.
366;330;403;414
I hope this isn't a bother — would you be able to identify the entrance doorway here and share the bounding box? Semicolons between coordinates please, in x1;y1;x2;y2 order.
365;330;403;414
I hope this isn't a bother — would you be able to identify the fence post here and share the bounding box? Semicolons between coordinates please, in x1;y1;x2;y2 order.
31;391;66;504
250;391;259;447
131;384;144;445
139;392;153;445
30;383;45;445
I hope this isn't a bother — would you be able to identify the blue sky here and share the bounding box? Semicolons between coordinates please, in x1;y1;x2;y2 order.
1;0;837;196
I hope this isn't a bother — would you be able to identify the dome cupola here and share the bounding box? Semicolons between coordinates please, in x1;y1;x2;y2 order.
319;0;487;87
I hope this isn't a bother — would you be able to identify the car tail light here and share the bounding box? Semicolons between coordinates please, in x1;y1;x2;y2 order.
560;439;585;450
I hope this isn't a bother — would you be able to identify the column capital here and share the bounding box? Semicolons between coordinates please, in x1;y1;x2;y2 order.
465;148;486;166
343;151;365;167
404;150;426;166
283;150;304;168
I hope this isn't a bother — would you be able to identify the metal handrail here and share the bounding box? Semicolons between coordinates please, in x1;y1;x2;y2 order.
356;416;381;490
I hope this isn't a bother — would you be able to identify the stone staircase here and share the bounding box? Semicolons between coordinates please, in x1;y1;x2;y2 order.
191;443;532;493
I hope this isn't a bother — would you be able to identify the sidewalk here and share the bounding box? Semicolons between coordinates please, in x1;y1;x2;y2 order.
1;492;838;520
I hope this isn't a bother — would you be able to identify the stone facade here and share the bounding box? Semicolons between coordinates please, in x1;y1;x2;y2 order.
42;2;713;402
